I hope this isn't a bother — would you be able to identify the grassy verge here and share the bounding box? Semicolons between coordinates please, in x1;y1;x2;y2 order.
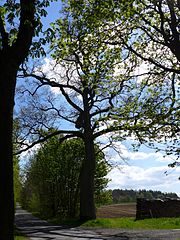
81;217;180;230
24;209;180;230
14;227;29;240
15;236;28;240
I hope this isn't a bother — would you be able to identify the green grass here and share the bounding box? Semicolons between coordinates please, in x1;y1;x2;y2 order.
14;227;29;240
15;237;28;240
48;216;180;230
81;217;180;230
24;208;180;231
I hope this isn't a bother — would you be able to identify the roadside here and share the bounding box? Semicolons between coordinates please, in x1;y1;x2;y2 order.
15;204;180;240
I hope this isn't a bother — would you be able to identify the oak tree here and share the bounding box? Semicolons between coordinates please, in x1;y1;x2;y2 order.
16;0;179;221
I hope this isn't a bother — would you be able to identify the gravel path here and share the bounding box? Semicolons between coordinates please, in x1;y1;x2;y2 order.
15;205;180;240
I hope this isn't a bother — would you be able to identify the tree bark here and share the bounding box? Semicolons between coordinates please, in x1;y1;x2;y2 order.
0;52;17;240
80;134;96;220
80;88;96;220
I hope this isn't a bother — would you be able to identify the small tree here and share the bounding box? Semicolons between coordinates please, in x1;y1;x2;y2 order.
21;136;110;219
13;156;21;205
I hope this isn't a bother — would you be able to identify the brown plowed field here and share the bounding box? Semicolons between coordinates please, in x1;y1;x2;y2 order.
96;203;136;218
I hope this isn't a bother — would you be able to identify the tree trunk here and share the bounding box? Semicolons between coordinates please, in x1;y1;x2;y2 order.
0;55;17;239
80;135;96;220
80;88;96;220
0;2;35;237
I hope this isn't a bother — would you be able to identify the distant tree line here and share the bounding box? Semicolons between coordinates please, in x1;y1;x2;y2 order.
112;189;179;203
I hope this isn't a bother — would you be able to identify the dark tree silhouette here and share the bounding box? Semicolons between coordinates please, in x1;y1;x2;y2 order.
0;1;57;238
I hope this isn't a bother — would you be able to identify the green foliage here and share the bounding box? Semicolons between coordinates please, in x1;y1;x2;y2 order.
0;0;58;57
95;190;113;207
21;137;110;219
13;120;22;204
44;0;179;158
14;227;29;240
13;156;21;204
15;237;28;240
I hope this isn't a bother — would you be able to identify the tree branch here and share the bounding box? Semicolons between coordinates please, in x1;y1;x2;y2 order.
91;106;111;118
15;130;83;155
39;106;76;124
22;71;83;112
12;0;36;63
107;40;180;74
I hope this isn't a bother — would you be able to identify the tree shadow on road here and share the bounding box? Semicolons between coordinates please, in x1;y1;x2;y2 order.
15;210;130;239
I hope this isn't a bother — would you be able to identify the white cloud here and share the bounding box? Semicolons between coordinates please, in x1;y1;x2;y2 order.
156;154;177;163
122;150;176;163
99;138;180;194
98;136;177;165
34;58;61;94
107;164;180;194
19;143;41;167
134;62;149;83
34;58;81;97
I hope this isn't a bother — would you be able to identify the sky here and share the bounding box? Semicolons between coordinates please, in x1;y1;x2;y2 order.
105;141;180;195
18;1;180;197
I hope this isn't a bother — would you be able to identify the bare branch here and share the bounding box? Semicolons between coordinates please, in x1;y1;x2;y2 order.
39;106;76;124
12;0;36;63
22;71;83;112
15;130;83;155
118;40;180;74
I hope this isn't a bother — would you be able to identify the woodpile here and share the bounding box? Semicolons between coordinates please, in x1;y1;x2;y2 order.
136;198;180;220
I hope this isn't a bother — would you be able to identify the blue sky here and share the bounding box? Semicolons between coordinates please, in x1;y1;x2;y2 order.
105;141;180;195
18;1;180;197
